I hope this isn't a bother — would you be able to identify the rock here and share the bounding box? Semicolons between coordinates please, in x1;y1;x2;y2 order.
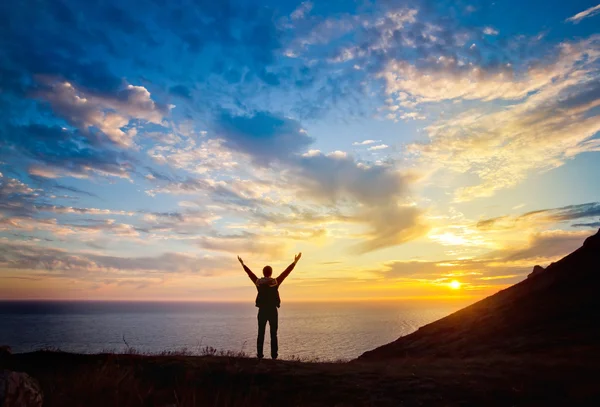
0;370;43;407
528;265;545;279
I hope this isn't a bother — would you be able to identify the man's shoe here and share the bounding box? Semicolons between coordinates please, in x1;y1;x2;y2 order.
271;355;278;360
257;354;264;359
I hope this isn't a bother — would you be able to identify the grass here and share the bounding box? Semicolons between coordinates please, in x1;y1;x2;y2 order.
117;345;250;358
2;349;600;406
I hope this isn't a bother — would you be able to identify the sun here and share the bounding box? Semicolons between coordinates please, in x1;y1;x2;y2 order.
449;280;462;290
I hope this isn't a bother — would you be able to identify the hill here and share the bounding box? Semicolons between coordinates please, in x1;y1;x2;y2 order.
359;229;600;360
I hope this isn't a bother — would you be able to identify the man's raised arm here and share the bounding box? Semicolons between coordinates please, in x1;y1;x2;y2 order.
276;252;302;285
238;256;258;284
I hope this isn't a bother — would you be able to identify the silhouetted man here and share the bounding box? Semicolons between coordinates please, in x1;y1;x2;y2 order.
238;253;302;359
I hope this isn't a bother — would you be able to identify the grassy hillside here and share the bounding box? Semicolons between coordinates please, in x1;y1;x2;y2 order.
2;350;600;406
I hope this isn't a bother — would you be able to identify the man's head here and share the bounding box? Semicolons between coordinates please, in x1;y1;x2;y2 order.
262;265;273;277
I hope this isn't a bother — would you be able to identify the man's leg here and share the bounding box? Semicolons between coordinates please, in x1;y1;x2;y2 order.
257;309;267;359
269;308;278;359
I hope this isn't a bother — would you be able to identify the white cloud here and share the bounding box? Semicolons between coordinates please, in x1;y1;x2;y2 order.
327;150;348;158
148;137;238;175
288;7;418;60
302;149;322;156
38;206;135;216
566;4;600;23
399;112;425;120
483;26;498;35
35;78;168;148
368;144;389;151
353;139;381;145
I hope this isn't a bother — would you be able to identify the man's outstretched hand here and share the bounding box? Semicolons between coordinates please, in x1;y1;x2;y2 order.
237;256;244;266
294;252;302;264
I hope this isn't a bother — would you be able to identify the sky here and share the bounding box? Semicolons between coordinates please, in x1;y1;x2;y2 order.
1;0;599;302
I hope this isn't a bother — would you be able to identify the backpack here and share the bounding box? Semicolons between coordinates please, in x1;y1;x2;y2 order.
255;277;281;308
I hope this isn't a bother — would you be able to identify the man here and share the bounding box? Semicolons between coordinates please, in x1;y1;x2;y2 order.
238;252;302;359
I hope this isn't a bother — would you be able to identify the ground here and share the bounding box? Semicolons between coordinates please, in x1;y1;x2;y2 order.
2;350;600;406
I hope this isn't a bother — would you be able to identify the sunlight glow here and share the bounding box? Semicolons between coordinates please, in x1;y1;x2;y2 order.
449;280;462;290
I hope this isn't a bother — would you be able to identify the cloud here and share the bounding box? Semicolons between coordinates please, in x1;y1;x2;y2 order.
280;5;436;116
377;31;596;117
0;173;223;243
197;233;287;257
151;119;425;252
493;230;591;263
285;13;358;52
477;202;600;230
290;1;313;20
291;152;427;251
147;137;238;175
368;144;389;151
214;110;314;164
381;58;540;105
146;173;347;243
285;3;492;115
353;140;381;146
0;175;128;235
0;216;142;239
515;202;600;223
140;209;219;235
292;152;406;205
1;124;133;179
38;180;98;198
0;173;39;218
37;205;135;217
483;27;498;35
353;204;429;253
87;252;224;274
146;176;276;211
0;240;230;279
206;107;428;252
321;7;419;63
0;70;169;182
35;79;168;148
378;260;445;279
566;4;600;23
406;36;600;200
572;221;600;228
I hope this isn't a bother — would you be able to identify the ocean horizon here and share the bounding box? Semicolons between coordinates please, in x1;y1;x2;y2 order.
0;300;465;360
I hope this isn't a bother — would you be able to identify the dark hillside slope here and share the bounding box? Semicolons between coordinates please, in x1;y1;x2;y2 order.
360;229;600;360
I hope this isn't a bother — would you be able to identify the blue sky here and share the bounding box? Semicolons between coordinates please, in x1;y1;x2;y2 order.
1;0;599;301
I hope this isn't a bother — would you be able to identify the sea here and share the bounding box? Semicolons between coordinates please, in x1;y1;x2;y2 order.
0;301;463;360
